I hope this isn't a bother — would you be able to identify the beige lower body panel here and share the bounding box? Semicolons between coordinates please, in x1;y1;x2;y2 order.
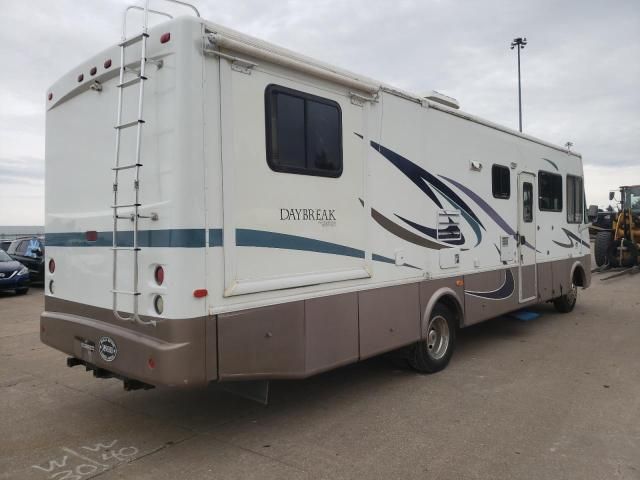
40;255;591;386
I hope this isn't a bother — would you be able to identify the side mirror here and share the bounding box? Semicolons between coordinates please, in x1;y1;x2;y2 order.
587;205;599;221
609;191;615;201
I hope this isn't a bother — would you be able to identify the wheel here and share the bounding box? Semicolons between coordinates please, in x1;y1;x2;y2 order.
594;231;611;267
553;282;577;313
409;304;456;374
15;288;29;295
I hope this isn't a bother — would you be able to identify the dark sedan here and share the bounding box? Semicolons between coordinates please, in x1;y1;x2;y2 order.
7;236;44;283
0;249;29;294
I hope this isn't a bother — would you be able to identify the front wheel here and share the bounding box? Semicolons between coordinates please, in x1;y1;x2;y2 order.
553;282;577;313
409;304;456;374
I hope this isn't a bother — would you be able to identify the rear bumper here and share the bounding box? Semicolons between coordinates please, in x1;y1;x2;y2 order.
40;298;211;387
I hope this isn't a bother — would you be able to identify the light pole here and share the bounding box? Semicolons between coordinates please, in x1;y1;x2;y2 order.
510;37;527;132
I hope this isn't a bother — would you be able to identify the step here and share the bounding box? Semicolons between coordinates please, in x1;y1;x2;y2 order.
111;247;141;251
112;163;143;171
111;203;141;208
111;289;142;296
118;75;147;89
114;119;145;130
119;32;149;48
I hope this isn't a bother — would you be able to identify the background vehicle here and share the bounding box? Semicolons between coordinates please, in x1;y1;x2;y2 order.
594;185;640;267
7;236;45;283
0;240;12;251
0;249;30;295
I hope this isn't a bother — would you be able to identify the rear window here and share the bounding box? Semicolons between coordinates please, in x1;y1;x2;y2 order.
265;85;342;177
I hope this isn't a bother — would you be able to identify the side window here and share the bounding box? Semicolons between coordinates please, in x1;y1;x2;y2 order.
265;85;342;177
14;240;28;255
566;175;584;223
538;171;563;212
523;182;533;223
492;165;510;199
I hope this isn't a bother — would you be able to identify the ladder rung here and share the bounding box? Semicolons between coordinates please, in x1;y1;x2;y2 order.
116;215;134;220
112;289;142;296
118;76;147;89
119;32;149;48
112;203;141;208
115;119;145;130
113;163;143;171
112;247;141;251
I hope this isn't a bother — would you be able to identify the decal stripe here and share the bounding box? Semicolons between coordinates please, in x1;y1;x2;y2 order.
395;213;466;246
553;227;590;249
465;269;515;300
46;229;206;248
542;158;559;171
236;229;365;258
371;208;450;250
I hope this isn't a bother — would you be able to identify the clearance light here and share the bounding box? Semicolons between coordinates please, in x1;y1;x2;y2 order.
154;265;164;286
455;279;464;287
85;231;98;242
48;258;56;274
160;32;171;44
148;357;156;369
193;289;207;298
104;59;112;69
90;66;97;76
153;295;164;315
77;74;84;82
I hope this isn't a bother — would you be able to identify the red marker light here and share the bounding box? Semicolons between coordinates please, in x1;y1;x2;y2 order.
90;66;97;76
104;59;112;69
160;32;171;44
193;289;207;298
77;74;84;82
85;230;98;242
154;265;164;286
48;258;56;274
148;357;156;369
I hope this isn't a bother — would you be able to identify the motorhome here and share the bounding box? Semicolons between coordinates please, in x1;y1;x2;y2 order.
42;2;591;393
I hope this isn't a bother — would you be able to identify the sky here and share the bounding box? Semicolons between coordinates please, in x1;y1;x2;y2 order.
0;0;638;225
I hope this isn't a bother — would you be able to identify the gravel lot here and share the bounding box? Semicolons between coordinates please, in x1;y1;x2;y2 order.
1;270;639;480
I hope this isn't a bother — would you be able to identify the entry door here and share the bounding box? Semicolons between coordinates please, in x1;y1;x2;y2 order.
517;173;537;302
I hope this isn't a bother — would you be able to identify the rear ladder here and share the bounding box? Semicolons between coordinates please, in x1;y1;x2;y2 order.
111;0;200;325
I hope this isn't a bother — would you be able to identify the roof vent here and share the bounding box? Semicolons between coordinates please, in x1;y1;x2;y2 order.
424;90;459;109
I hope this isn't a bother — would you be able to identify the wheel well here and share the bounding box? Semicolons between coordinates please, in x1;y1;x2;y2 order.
572;265;586;287
436;294;464;328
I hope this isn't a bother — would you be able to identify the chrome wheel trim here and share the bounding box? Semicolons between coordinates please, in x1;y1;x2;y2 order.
426;315;450;360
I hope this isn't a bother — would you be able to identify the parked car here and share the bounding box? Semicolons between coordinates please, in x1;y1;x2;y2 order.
0;239;12;251
0;249;30;294
7;236;45;283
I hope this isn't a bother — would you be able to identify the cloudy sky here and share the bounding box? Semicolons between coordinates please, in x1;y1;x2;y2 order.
1;0;638;225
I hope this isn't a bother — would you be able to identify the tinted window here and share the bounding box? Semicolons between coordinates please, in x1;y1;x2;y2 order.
567;175;584;223
523;182;533;223
265;85;342;177
538;171;562;211
492;165;510;199
15;240;28;255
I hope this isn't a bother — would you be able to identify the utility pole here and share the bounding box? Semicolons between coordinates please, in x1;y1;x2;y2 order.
510;37;527;132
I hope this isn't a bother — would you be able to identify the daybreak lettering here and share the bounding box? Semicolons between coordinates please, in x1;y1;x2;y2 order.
280;208;336;221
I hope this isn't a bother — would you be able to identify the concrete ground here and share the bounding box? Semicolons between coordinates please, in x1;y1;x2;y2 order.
1;273;639;480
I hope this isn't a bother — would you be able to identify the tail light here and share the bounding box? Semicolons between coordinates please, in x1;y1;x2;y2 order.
160;32;171;44
154;265;164;285
48;258;56;274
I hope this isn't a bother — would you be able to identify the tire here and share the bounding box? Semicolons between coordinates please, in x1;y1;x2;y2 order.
594;231;611;267
408;304;456;374
15;288;29;295
553;282;577;313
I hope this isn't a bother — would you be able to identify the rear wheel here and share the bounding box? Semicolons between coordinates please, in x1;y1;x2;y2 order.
553;282;577;313
594;231;611;267
409;304;456;374
15;288;29;295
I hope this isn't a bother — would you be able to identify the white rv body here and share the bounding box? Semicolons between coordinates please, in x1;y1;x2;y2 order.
42;15;591;387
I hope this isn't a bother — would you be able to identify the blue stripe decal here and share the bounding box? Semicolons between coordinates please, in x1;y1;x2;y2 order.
46;229;206;248
209;228;224;247
236;229;365;258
